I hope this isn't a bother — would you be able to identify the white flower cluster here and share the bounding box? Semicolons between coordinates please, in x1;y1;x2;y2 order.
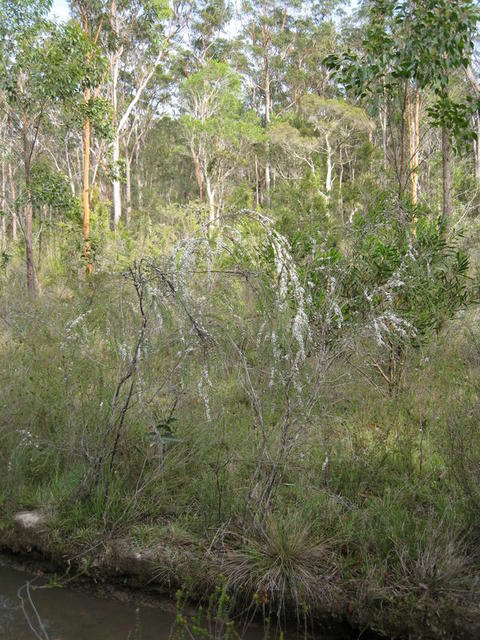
61;309;91;349
361;235;420;346
371;312;416;348
268;225;310;365
198;366;213;422
17;428;40;449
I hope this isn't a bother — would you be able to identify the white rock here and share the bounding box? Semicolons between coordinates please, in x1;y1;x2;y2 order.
13;510;47;531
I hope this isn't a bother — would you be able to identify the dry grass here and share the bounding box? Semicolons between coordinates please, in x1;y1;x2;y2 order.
221;515;340;619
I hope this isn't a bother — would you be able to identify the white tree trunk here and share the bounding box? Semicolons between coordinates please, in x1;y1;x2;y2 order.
8;161;16;241
134;125;143;208
112;131;122;226
475;114;480;184
264;61;271;206
205;176;215;225
325;133;333;195
1;154;6;250
125;147;132;225
111;40;122;227
110;0;123;227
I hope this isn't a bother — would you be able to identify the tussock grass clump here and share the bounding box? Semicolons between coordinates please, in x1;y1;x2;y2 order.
355;525;480;639
222;515;339;618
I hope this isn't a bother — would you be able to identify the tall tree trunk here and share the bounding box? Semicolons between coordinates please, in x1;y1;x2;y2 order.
325;132;333;197
83;86;92;275
22;120;35;295
442;126;452;223
407;84;420;205
474;114;480;184
135;125;143;208
264;78;271;205
112;130;122;226
37;205;45;273
111;0;122;228
263;12;271;207
81;10;93;276
125;145;132;225
381;79;388;170
191;141;203;199
205;175;215;225
8;161;17;241
399;80;408;198
1;154;6;250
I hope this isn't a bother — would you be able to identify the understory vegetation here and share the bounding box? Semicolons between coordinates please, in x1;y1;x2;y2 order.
0;205;480;639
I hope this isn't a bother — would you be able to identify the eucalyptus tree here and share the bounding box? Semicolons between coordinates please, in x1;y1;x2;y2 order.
326;0;479;221
1;0;51;293
180;61;262;223
282;0;344;104
0;103;8;251
105;0;188;227
187;0;233;67
404;0;479;220
300;95;374;201
239;0;303;205
1;0;105;291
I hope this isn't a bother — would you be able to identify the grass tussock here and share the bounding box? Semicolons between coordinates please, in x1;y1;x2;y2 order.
222;515;339;616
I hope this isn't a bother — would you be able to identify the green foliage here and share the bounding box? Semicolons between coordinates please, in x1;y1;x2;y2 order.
344;205;470;339
30;160;80;217
181;61;243;122
43;21;107;97
146;0;171;22
300;95;375;135
325;0;479;149
286;195;473;377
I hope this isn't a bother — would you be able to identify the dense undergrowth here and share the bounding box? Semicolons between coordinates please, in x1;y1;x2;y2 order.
0;207;480;640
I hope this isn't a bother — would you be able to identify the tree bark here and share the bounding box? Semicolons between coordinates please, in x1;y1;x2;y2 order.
399;80;408;198
8;161;17;241
205;174;215;225
442;126;452;223
112;131;122;226
325;132;333;197
111;0;123;228
83;86;92;275
381;79;388;170
191;141;203;199
125;144;132;225
262;9;271;207
407;84;420;205
134;124;143;208
1;154;6;250
37;205;45;273
22;120;35;295
81;9;93;276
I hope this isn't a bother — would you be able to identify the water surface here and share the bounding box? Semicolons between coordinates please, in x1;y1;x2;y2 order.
0;554;382;640
0;556;178;640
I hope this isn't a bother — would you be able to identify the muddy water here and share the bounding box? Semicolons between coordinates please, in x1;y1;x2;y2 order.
0;557;182;640
0;555;382;640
